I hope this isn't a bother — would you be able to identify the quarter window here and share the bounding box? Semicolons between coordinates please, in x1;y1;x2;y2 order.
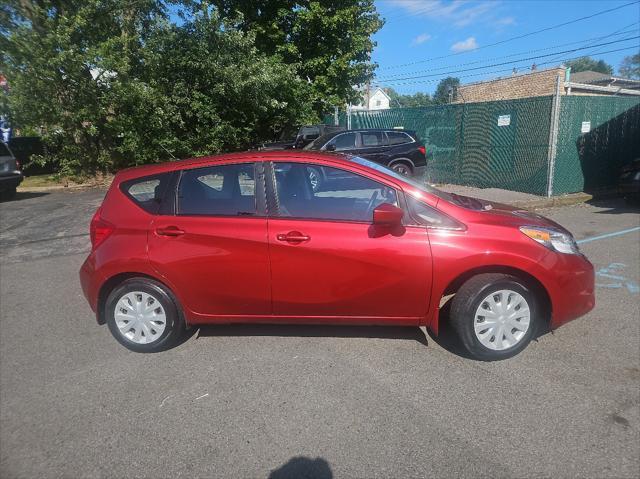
386;131;413;145
273;163;398;222
325;132;356;151
178;163;256;216
121;173;172;214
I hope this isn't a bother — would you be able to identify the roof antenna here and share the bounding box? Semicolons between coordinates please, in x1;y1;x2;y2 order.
160;144;177;160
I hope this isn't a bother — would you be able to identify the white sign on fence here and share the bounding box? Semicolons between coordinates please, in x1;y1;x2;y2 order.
497;114;511;126
581;121;591;133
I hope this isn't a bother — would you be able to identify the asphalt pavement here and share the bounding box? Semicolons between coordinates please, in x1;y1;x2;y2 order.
0;188;639;478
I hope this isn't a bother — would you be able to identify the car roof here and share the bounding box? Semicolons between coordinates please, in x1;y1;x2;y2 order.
115;150;377;181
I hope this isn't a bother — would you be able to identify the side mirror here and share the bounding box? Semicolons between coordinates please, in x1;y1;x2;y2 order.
373;203;404;226
325;144;336;152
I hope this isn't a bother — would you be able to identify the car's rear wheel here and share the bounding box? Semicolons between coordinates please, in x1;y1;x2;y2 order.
105;278;184;353
450;273;539;361
391;162;413;177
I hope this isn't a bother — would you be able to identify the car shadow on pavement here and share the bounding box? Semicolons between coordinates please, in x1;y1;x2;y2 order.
0;191;49;202
195;323;429;346
268;456;333;479
587;197;640;214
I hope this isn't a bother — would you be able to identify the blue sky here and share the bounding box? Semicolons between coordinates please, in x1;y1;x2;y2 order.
372;0;640;94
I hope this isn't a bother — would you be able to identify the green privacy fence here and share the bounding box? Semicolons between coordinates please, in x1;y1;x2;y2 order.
325;95;640;196
553;96;640;195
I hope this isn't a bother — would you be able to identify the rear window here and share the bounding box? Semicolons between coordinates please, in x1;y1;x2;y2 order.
121;173;172;214
386;131;413;145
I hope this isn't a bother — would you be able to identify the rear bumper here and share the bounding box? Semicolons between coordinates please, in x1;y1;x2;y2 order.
548;253;595;329
619;179;640;196
0;173;23;191
79;253;103;319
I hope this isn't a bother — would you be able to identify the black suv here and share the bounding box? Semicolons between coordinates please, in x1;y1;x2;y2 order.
304;129;426;178
258;124;346;151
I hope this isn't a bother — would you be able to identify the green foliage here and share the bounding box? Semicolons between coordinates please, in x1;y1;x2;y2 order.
565;56;613;75
209;1;384;114
384;88;433;108
1;0;360;174
433;77;460;104
619;54;640;80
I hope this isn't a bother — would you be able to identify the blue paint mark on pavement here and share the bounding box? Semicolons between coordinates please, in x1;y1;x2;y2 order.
577;226;640;244
595;263;639;294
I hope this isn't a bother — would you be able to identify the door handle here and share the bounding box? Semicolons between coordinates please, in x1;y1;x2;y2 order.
156;226;185;237
276;231;310;243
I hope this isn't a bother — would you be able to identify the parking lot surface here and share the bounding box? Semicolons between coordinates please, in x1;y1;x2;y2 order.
1;189;639;478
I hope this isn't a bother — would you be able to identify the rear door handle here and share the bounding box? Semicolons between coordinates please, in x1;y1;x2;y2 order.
276;231;310;243
156;226;185;237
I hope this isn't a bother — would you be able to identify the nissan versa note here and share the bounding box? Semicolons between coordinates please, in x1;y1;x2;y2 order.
79;152;595;360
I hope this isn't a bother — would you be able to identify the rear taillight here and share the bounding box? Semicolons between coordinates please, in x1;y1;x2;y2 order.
90;207;114;250
418;145;426;156
15;159;21;170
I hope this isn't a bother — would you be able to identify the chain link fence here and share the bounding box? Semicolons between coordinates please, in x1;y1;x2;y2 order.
326;95;640;196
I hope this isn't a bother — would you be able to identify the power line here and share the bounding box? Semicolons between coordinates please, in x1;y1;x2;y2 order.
374;36;639;83
375;45;639;87
378;0;640;71
376;25;639;81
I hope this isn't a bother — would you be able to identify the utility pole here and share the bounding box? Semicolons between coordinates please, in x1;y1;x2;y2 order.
334;106;339;126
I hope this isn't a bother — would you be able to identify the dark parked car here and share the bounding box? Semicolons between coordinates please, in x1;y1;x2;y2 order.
304;129;427;179
258;124;345;151
619;158;640;203
0;142;23;200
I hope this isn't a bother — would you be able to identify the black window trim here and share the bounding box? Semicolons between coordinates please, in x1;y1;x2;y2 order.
174;161;267;218
265;160;407;225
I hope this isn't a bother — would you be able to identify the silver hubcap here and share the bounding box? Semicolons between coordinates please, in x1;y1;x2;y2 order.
474;290;530;351
114;291;167;344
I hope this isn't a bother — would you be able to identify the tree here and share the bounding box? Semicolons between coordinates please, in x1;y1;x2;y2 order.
433;77;460;104
564;56;613;75
619;54;640;79
384;87;432;108
208;1;384;115
1;1;316;174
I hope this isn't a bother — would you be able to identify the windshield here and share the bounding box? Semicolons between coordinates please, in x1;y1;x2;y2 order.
303;134;333;150
349;156;488;209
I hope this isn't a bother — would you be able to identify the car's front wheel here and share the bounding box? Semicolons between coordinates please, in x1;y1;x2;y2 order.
450;273;539;361
105;278;184;353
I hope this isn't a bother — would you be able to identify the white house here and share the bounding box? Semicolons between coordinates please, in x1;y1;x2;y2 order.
351;86;391;111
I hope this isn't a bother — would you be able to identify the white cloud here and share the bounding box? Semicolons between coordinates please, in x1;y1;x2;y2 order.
411;33;431;46
451;37;478;52
386;0;508;28
495;16;516;26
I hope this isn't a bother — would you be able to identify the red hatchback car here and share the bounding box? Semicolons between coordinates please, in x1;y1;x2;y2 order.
79;152;595;360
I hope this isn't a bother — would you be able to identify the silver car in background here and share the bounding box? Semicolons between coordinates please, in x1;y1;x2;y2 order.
0;142;23;200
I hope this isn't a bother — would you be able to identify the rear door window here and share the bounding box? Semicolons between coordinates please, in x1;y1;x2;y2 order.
360;131;386;147
178;163;257;216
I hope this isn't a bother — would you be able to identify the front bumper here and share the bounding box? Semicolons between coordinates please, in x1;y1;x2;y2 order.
547;252;595;329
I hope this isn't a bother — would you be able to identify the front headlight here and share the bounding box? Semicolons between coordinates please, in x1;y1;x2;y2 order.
520;226;580;254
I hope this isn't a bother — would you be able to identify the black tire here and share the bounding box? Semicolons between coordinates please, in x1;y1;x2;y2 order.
105;278;184;353
391;161;413;177
450;273;539;361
